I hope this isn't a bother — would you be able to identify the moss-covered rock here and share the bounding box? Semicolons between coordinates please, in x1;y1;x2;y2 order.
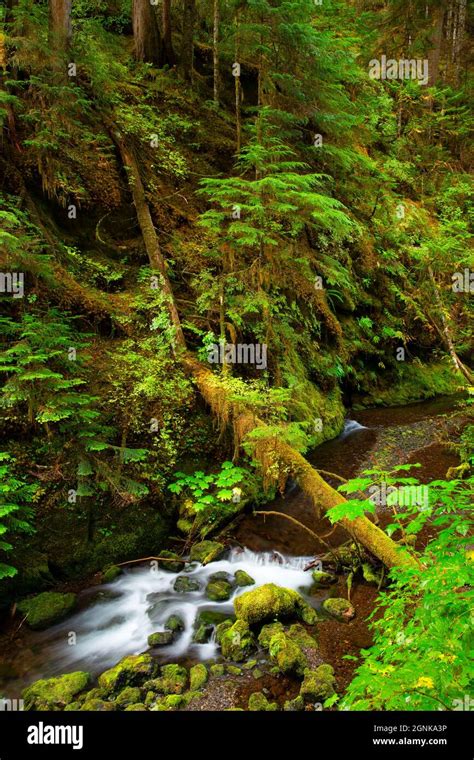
174;575;200;592
23;672;90;710
219;619;256;662
151;694;185;711
158;550;185;573
268;632;307;676
189;664;208;690
192;623;213;643
286;623;318;649
205;577;233;601
311;570;337;587
148;631;174;647
115;687;142;707
210;663;225;677
284;695;305;711
17;592;77;630
300;664;336;703
144;664;188;695
234;570;255;587
215;619;233;642
81;699;115;711
322;597;355;622
226;665;242;676
258;622;285;648
362;562;383;586
234;583;317;625
189;541;225;564
102;565;122;583
98;654;156;692
248;692;278;711
125;703;147;711
165;614;185;632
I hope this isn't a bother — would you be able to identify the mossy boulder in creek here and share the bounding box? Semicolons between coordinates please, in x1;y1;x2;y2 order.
268;632;307;676
80;699;115;711
210;663;225;677
22;672;90;710
144;664;188;695
234;569;255;587
158;550;185;573
322;597;355;622
300;664;336;703
17;592;77;630
98;654;156;692
205;576;233;601
189;541;225;564
102;565;122;583
234;583;317;625
218;619;256;661
284;695;305;711
189;664;208;690
115;687;142;707
286;623;318;649
125;703;147;711
311;570;337;587
258;622;285;648
248;692;278;711
174;575;200;593
148;631;174;647
165;614;185;632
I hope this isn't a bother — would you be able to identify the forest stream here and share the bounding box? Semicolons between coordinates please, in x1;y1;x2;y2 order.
0;394;465;705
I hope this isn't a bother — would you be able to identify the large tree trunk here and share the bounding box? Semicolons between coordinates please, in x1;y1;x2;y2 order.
184;358;418;570
132;0;163;65
109;127;186;350
162;0;175;65
180;0;196;82
428;267;474;384
213;0;220;103
48;0;72;51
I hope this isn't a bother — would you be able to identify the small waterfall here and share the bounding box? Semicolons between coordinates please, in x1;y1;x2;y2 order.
340;419;368;438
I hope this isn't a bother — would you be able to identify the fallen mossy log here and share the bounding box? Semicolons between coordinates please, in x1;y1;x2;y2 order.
185;358;418;571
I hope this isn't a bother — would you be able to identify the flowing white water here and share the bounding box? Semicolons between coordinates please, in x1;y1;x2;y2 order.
340;419;368;438
15;548;318;687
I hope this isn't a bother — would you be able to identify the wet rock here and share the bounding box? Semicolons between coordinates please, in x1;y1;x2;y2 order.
284;695;305;711
151;694;185;711
165;614;185;632
148;631;174;647
210;664;225;677
158;550;185;573
189;541;225;564
311;570;337;587
205;577;233;601
102;565;122;583
98;654;156;692
81;699;115;711
218;619;256;662
248;692;278;711
17;592;77;630
22;672;90;710
300;664;336;702
234;569;255;587
174;575;200;593
234;583;317;625
115;687;142;707
144;664;188;695
258;622;285;648
268;632;307;676
322;597;355;622
192;622;213;643
189;664;208;690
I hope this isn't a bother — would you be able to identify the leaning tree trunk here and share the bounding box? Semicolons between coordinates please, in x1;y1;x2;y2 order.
132;0;163;65
109;127;186;350
184;358;418;570
48;0;72;51
162;0;175;65
180;0;196;82
213;0;220;103
428;267;474;384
